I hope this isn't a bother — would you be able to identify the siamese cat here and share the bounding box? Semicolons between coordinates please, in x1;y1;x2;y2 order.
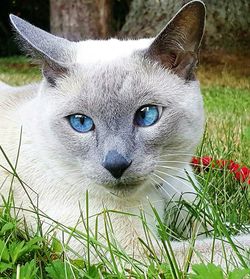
0;0;249;269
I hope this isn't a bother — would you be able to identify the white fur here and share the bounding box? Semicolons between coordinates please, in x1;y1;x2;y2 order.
75;38;153;64
0;81;11;89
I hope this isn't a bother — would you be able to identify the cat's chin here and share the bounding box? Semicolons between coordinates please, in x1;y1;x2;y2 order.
100;179;148;196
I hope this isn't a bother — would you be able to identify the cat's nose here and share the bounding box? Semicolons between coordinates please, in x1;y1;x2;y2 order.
102;150;132;179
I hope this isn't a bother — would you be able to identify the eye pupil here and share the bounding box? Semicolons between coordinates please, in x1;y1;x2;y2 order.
69;114;94;133
135;105;160;127
79;116;85;125
139;108;147;119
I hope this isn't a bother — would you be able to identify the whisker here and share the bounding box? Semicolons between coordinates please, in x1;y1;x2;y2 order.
155;164;209;183
151;172;184;198
156;160;230;172
155;165;227;199
158;153;196;157
154;169;196;193
150;174;190;228
157;160;192;164
149;176;173;201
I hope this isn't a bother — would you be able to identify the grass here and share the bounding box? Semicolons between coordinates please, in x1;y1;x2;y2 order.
0;56;40;85
202;87;250;164
0;53;250;278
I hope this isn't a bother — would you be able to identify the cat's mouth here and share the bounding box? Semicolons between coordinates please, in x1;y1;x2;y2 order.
101;178;148;193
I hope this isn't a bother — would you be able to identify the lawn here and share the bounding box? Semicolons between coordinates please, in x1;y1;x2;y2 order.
0;53;250;278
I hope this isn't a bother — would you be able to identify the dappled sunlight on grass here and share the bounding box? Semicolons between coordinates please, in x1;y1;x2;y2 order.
0;56;40;85
198;50;250;90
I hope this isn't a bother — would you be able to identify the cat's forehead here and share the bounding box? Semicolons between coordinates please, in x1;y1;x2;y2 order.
71;58;171;101
51;45;189;119
69;60;153;112
58;57;185;119
75;38;153;64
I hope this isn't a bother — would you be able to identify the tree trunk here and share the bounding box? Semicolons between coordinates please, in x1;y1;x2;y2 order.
120;0;250;50
119;0;183;39
50;0;249;49
50;0;113;40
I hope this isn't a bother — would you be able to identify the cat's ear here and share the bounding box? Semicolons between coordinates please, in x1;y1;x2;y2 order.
145;0;206;81
9;14;75;86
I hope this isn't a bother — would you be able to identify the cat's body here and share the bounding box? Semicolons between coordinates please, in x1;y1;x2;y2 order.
0;41;200;255
0;0;249;269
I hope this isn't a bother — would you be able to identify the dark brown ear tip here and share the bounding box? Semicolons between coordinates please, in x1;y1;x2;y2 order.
181;1;206;36
184;1;206;15
186;0;206;8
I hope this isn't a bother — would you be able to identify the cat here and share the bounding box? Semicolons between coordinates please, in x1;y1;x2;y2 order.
0;0;249;269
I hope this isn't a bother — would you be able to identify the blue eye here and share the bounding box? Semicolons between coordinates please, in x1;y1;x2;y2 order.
69;114;94;133
135;105;161;127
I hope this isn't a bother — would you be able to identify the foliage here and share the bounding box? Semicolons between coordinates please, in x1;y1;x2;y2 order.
190;264;250;279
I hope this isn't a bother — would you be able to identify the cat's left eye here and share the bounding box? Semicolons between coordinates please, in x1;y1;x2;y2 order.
134;105;162;127
68;114;95;133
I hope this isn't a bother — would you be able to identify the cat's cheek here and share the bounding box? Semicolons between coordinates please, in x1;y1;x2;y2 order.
49;120;96;159
136;124;178;148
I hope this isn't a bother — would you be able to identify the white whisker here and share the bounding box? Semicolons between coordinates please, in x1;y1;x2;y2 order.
158;153;196;157
155;164;226;197
150;175;189;228
157;160;191;164
156;160;229;172
155;164;208;183
151;172;184;198
149;176;173;201
154;169;195;193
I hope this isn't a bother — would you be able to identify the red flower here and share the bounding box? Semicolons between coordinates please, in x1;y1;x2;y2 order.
228;161;240;172
202;156;213;167
234;166;250;182
192;156;250;187
216;159;228;168
191;157;200;166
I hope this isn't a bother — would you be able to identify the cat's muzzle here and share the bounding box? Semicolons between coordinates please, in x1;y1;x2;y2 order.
102;150;132;179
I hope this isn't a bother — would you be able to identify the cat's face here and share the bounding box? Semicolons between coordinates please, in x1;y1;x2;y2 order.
11;1;205;195
30;56;204;194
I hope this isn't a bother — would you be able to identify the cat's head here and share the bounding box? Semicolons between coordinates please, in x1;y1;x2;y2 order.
10;1;205;196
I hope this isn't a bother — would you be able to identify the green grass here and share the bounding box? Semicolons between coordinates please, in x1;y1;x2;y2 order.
202;86;250;164
0;56;250;278
0;56;40;85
